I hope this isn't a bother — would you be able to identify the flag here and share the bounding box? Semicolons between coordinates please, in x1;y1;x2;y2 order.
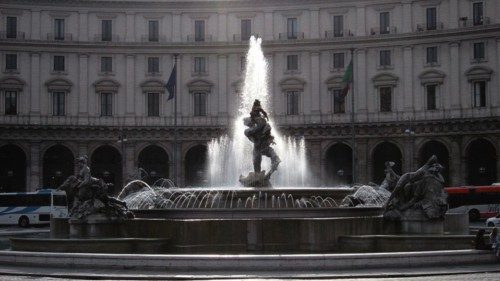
166;63;177;100
340;59;353;99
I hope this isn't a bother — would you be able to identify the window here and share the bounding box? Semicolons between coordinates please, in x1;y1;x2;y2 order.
426;84;437;110
473;81;486;107
333;15;343;37
286;91;299;115
426;8;437;30
473;42;485;60
379;87;392;112
5;54;17;70
473;2;484;26
287;18;298;39
380;50;391;66
149;20;159;42
53;56;65;71
147;93;160;116
52;92;65;116
101;57;112;72
54;19;65;40
194;57;206;73
333;53;345;69
240;56;246;72
101;20;112;41
332;89;345;113
195;20;205;42
193;92;206;116
241;19;251;41
148;57;160;73
6;17;17;39
100;92;112;116
4;90;17;115
286;55;298;71
426;47;438;64
380;12;390;34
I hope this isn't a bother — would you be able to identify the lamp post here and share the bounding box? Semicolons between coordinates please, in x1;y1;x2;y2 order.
117;129;128;190
404;118;415;171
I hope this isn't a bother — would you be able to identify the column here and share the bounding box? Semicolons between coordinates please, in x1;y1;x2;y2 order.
307;140;322;186
449;139;462;186
310;52;320;114
30;143;41;191
172;12;182;42
403;46;414;111
126;54;135;115
355;5;366;36
449;0;458;29
355;49;367;118
30;53;40;116
30;10;40;40
78;54;89;116
126;12;135;42
78;11;88;41
264;11;274;41
310;9;320;39
449;42;461;111
217;55;227;116
78;142;88;158
402;1;412;33
217;13;227;42
355;139;368;184
124;144;135;183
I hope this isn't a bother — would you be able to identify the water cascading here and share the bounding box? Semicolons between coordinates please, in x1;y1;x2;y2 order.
208;36;309;187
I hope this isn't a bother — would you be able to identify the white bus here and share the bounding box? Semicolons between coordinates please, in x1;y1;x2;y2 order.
0;189;68;227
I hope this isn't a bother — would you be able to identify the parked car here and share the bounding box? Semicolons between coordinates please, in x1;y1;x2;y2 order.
486;214;500;227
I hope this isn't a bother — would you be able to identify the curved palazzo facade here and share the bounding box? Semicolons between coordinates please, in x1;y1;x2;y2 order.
0;0;499;191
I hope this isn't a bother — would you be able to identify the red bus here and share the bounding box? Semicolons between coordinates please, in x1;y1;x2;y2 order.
446;185;500;221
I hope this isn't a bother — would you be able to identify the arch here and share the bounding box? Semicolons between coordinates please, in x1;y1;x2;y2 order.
324;75;344;89
0;76;26;91
184;144;208;187
140;79;165;93
90;145;122;194
465;66;493;81
42;144;75;189
138;145;169;185
418;140;450;185
45;78;73;92
324;143;353;186
465;138;497;185
418;69;446;85
279;77;306;91
0;144;26;192
372;72;399;87
372;141;403;184
93;78;120;92
186;79;213;92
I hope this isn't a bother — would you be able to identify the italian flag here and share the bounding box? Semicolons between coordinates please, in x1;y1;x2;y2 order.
341;59;353;99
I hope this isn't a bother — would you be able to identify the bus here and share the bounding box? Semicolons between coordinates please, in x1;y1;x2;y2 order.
0;189;68;227
446;185;500;221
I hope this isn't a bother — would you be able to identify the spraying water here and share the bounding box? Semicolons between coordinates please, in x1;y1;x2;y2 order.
208;36;309;187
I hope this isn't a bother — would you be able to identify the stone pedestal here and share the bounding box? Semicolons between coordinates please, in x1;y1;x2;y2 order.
400;219;444;234
69;215;127;238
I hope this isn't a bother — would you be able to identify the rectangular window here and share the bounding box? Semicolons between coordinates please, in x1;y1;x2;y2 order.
380;12;390;34
287;18;298;39
101;20;112;41
54;19;65;40
194;20;205;42
286;91;299;115
286;55;298;71
426;84;437;110
241;19;251;41
194;57;206;73
5;54;17;70
148;57;160;73
6;17;17;38
426;47;438;64
101;57;112;72
473;81;486;107
379;87;392;112
100;92;113;116
426;8;437;30
473;2;484;26
473;42;485;60
52;92;65;116
333;15;343;37
147;92;160;116
194;92;206;116
148;20;159;42
332;89;345;113
380;50;391;66
333;53;345;69
4;90;17;115
53;56;65;71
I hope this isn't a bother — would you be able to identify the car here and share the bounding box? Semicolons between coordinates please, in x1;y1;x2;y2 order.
486;214;500;227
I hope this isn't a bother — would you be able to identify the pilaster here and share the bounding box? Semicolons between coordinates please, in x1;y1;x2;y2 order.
264;11;274;41
78;11;88;41
172;12;181;42
126;12;135;42
448;42;461;110
78;54;89;116
449;0;458;29
30;142;41;191
355;5;366;37
402;2;412;33
217;13;227;42
126;54;135;115
310;9;320;39
29;53;40;116
403;46;414;111
217;54;228;116
355;49;367;116
310;52;320;114
30;10;40;40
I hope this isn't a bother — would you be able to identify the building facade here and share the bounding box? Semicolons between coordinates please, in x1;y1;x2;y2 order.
0;0;499;191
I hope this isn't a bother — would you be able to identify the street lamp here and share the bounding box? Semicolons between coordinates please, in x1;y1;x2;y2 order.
117;130;128;191
405;118;415;171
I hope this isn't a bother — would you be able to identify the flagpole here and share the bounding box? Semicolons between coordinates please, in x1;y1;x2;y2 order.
173;54;178;186
350;48;356;184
